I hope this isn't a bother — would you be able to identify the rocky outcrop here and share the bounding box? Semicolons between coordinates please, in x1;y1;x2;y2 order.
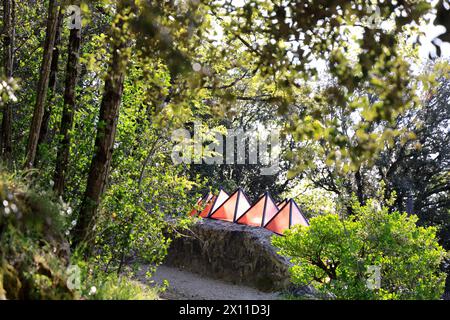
0;177;75;300
164;219;291;292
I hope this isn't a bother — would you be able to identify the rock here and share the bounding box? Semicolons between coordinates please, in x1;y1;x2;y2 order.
284;284;333;300
164;219;291;292
1;262;22;300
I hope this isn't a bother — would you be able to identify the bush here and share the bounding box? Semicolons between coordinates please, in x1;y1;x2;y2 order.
77;266;159;300
0;172;75;299
273;199;448;300
87;276;158;300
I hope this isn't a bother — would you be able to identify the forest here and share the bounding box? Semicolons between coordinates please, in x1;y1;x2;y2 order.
0;0;449;301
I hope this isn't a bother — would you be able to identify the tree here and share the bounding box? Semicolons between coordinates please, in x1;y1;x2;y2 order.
292;74;450;290
72;0;208;247
377;77;450;241
377;77;450;293
36;8;63;163
53;6;82;196
205;0;442;172
72;2;132;246
1;0;15;162
23;0;60;169
273;199;447;299
189;101;297;201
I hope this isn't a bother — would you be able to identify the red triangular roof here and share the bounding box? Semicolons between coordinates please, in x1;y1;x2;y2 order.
189;192;213;217
276;198;287;208
264;199;309;235
209;188;251;222
198;189;229;218
236;192;279;227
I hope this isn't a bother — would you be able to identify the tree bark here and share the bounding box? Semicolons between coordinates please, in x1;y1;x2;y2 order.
355;169;365;206
1;0;15;163
73;12;130;247
35;9;63;165
23;0;59;169
53;26;81;196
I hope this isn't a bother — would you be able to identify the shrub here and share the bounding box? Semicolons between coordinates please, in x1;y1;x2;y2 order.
79;270;159;300
273;200;448;299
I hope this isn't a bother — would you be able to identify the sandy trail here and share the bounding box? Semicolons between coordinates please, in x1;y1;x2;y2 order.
139;265;280;300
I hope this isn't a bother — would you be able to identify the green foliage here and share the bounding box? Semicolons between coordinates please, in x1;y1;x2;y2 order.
2;0;449;300
0;172;75;299
87;275;159;300
205;0;446;172
282;179;337;218
0;171;160;300
88;58;207;274
294;74;450;291
69;255;160;300
273;199;448;299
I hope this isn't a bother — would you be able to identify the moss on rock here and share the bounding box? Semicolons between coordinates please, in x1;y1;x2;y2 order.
0;173;75;300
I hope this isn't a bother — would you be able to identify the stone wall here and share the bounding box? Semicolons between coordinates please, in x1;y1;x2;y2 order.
164;219;291;292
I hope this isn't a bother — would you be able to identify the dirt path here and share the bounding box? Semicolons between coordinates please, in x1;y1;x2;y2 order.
139;265;281;300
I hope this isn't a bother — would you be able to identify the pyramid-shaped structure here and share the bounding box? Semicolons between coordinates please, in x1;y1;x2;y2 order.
187;187;310;235
198;189;229;218
277;199;287;208
189;192;213;217
264;199;309;235
236;191;279;227
209;188;251;222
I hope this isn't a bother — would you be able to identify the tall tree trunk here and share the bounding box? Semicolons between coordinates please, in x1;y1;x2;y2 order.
72;11;130;247
355;169;365;206
23;0;59;169
1;0;15;163
53;26;81;196
35;9;63;165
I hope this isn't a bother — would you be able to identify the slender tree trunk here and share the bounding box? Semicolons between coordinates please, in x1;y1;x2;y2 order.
72;12;130;247
35;9;63;165
355;169;365;206
53;26;81;196
1;0;15;163
23;0;59;169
